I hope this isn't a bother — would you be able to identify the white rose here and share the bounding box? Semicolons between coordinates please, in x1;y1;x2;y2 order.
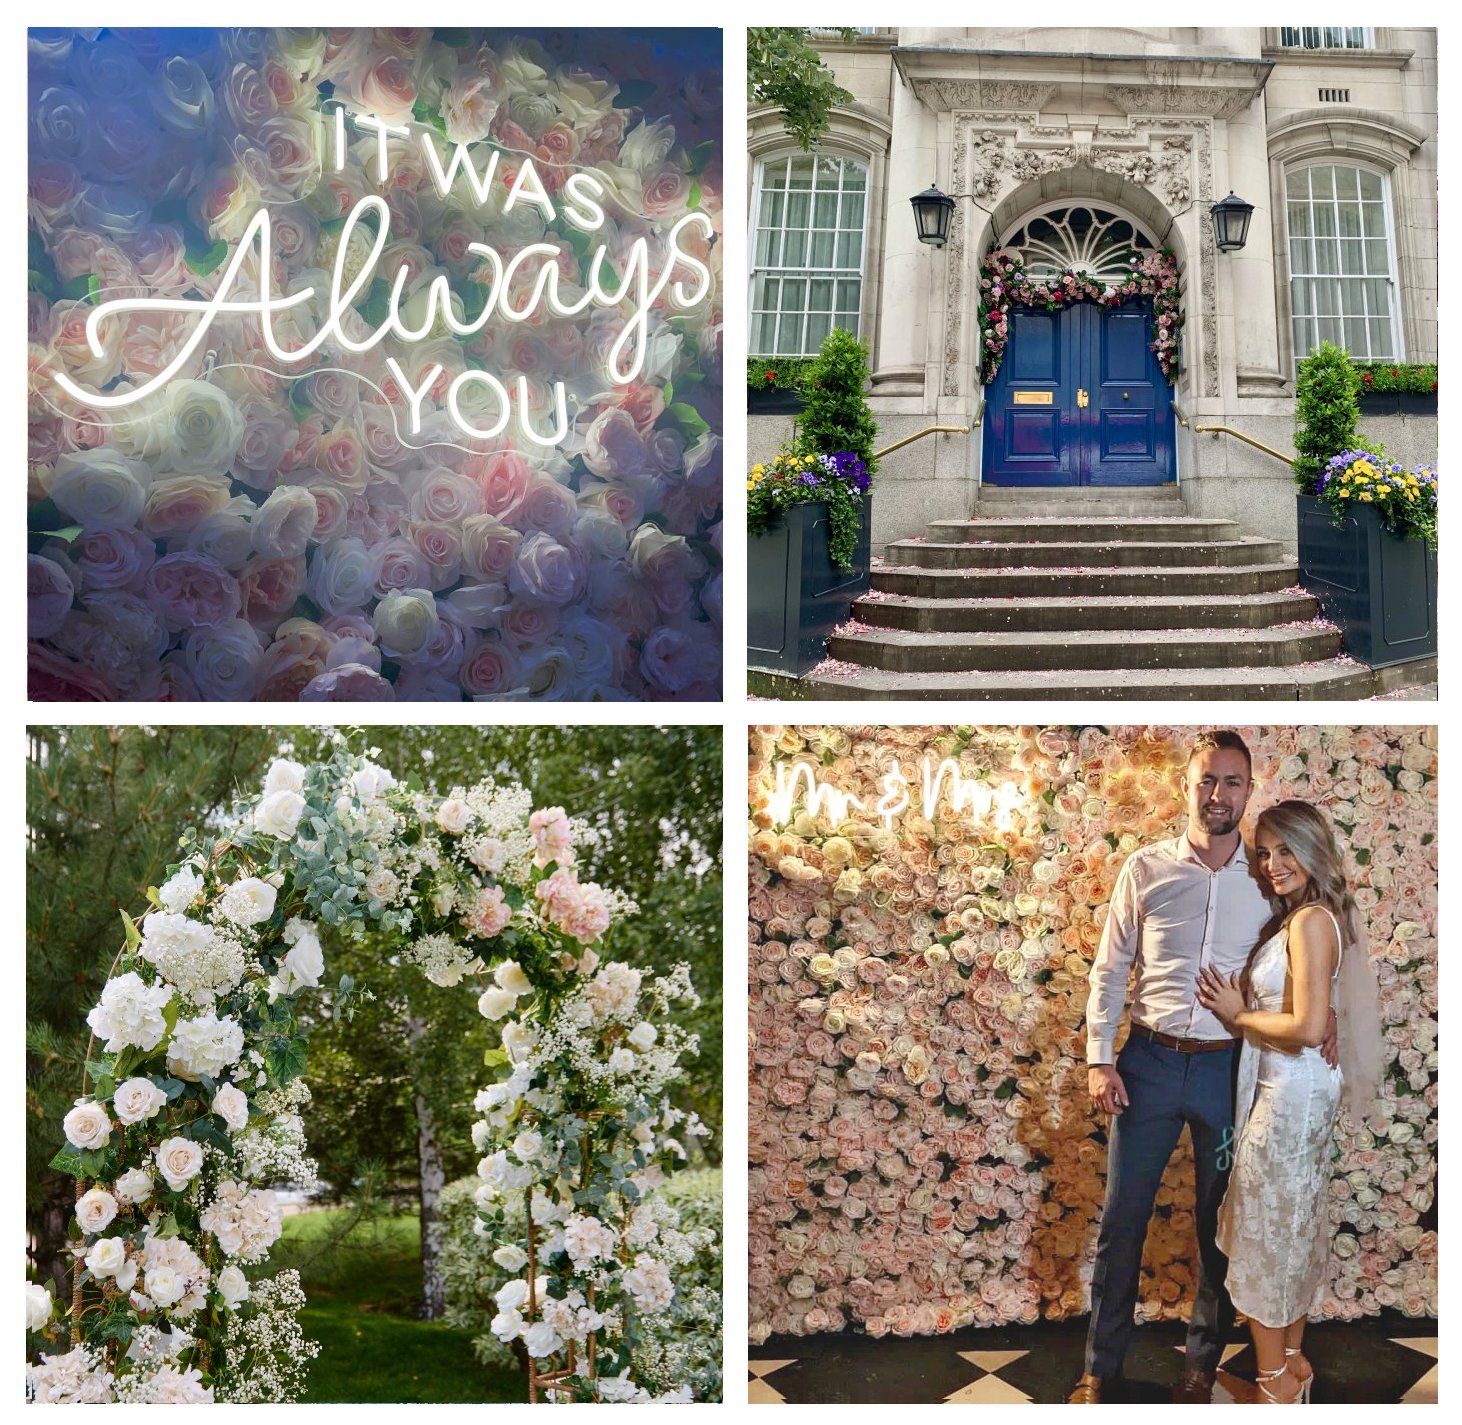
26;1282;52;1330
608;1047;636;1074
522;1320;562;1358
48;450;152;532
115;1259;139;1293
373;587;439;659
477;986;517;1020
112;1077;167;1126
494;960;531;996
512;1130;542;1162
502;1021;538;1063
212;1083;249;1133
351;762;396;802
114;1168;154;1206
627;1022;658;1051
85;1236;128;1279
216;1263;249;1309
490;1308;524;1342
145;1266;184;1309
155;1137;205;1192
365;867;400;902
492;1245;528;1272
162;379;244;474
63;1101;112;1150
254;789;305;838
76;1188;119;1235
434;797;473;835
250;484;317;560
280;920;324;991
495;1278;529;1312
219;876;277;927
264;759;306;795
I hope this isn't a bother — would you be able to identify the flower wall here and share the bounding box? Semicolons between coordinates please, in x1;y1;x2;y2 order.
748;726;1437;1341
28;28;722;701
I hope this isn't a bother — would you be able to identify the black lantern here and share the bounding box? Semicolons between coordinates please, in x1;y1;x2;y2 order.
911;184;957;248
1209;191;1255;252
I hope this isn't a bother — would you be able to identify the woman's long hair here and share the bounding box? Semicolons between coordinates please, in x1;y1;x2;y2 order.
1249;800;1385;1116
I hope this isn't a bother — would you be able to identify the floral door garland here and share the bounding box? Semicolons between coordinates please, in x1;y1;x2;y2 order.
25;748;707;1403
977;247;1183;386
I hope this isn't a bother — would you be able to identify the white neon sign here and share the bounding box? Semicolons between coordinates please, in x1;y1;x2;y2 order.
767;758;1025;831
50;108;715;449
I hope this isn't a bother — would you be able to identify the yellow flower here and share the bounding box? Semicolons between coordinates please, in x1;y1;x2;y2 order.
1339;488;1351;499
1359;492;1374;501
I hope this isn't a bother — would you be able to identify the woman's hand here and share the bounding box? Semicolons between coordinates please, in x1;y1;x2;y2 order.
1196;965;1246;1027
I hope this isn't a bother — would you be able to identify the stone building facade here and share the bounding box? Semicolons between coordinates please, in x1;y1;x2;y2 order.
748;28;1437;553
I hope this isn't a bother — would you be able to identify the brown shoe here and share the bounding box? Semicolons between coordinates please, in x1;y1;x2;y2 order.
1067;1373;1105;1403
1172;1366;1216;1403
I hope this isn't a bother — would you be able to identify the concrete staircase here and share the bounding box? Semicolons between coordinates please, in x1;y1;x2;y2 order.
774;486;1419;700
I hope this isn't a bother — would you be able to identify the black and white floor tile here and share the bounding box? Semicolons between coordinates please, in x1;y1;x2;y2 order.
749;1314;1437;1404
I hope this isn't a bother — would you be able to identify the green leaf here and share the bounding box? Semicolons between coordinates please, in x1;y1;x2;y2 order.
184;232;228;277
49;1144;85;1179
28;268;56;298
687;140;716;175
483;1046;509;1068
358;278;393;332
155;1077;186;1101
435;28;472;47
120;909;142;954
154;1212;182;1239
58;273;92;302
688;179;702;211
265;1035;309;1084
663;402;709;440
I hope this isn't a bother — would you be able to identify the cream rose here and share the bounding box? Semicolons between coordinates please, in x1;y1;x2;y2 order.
213;1083;249;1133
435;797;473;835
155;1136;205;1192
48;450;152;532
112;1077;167;1126
114;1168;154;1206
85;1236;128;1279
216;1263;249;1309
494;960;531;996
373;588;439;659
254;788;305;838
63;1101;112;1150
76;1187;119;1235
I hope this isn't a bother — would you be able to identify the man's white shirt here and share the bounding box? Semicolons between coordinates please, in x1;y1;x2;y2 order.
1085;832;1274;1065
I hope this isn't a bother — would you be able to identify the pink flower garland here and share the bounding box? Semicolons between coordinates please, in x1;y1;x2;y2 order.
977;247;1183;386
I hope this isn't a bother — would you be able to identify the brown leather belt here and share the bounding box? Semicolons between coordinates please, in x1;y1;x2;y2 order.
1129;1021;1237;1054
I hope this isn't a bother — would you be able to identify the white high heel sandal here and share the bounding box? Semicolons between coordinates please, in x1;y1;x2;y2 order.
1257;1365;1300;1403
1285;1348;1314;1403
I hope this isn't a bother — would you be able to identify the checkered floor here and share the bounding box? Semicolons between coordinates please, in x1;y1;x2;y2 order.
749;1315;1437;1404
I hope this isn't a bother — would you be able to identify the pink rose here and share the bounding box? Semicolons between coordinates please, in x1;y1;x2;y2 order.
509;534;586;607
300;663;396;701
142;551;242;631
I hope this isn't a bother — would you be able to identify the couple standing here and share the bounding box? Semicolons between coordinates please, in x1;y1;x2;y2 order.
1070;731;1384;1404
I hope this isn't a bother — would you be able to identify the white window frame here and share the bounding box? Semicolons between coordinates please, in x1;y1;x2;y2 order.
1277;26;1374;50
1283;160;1404;366
748;151;870;358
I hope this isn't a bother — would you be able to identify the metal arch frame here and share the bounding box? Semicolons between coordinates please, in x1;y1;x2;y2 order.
996;202;1163;280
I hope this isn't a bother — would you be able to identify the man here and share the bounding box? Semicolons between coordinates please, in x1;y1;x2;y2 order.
1069;730;1335;1404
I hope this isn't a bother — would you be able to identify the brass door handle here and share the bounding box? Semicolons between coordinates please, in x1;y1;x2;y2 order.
1077;388;1089;408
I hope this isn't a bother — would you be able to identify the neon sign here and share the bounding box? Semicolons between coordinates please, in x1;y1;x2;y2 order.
767;758;1025;831
49;107;715;448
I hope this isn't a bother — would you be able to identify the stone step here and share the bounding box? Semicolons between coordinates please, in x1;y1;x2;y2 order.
826;625;1342;674
755;660;1378;702
883;538;1286;569
929;517;1243;545
872;563;1301;599
856;590;1319;634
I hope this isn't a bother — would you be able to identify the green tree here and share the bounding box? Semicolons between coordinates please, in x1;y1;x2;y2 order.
1293;340;1361;489
796;327;880;471
25;725;273;1283
748;27;856;150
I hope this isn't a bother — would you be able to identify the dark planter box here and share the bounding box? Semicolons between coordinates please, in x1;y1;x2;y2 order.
747;496;873;676
1357;390;1438;416
748;387;807;415
1296;494;1437;667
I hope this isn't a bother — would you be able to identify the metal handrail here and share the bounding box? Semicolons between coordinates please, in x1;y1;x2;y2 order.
1171;399;1189;430
872;423;970;460
1192;422;1295;467
972;397;985;429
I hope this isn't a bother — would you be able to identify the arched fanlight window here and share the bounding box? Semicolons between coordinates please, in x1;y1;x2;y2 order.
998;205;1158;279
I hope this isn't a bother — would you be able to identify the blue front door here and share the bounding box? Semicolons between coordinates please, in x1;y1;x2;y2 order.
983;299;1175;486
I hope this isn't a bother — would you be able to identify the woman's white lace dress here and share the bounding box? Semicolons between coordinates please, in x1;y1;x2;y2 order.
1215;909;1344;1328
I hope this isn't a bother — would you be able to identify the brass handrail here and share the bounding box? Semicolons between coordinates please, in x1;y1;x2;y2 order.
1192;422;1295;467
872;423;971;460
972;397;985;429
1171;399;1189;430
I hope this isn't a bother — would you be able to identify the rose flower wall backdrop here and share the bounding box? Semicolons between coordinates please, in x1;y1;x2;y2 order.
747;726;1437;1342
28;28;722;702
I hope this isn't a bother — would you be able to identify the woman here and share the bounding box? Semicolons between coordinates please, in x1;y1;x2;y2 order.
1196;800;1383;1404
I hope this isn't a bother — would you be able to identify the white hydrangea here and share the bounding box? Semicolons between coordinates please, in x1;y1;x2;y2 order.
199;1182;283;1262
157;866;205;914
114;1364;213;1403
216;877;277;928
86;972;172;1053
586;963;642;1022
27;1345;115;1403
561;1213;618;1268
139;915;248;1007
622;1254;674;1313
167;1013;244;1080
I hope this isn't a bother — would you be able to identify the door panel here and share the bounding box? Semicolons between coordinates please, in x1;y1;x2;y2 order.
982;295;1175;486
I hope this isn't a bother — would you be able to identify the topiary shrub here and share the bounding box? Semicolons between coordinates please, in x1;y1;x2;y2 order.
1293;340;1361;492
795;327;879;475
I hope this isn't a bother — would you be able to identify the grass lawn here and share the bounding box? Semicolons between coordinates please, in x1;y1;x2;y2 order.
272;1208;525;1403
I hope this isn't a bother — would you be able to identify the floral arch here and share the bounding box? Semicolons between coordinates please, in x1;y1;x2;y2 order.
25;749;706;1404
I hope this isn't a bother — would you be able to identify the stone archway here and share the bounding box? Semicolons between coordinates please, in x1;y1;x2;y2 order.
25;749;706;1405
